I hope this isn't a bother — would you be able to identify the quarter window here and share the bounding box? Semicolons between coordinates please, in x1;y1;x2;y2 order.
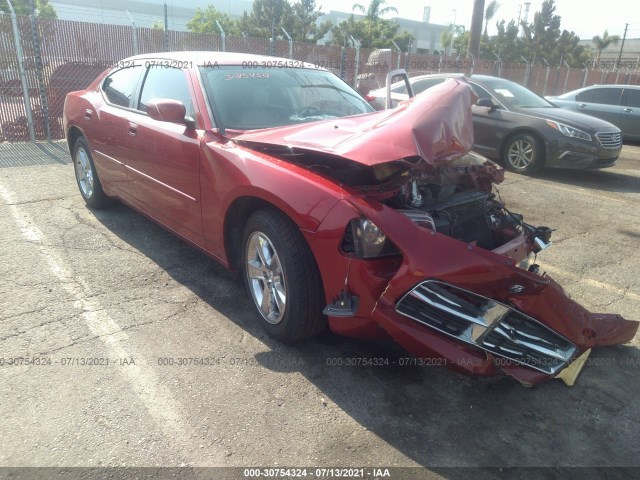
138;65;194;118
102;66;142;108
590;88;622;105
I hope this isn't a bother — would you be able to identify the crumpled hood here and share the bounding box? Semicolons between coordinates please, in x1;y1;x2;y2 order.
233;78;475;166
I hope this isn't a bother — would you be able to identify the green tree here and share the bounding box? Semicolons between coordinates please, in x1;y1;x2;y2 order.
440;29;452;54
329;0;399;48
476;0;587;67
329;15;398;48
592;30;620;65
490;19;521;62
440;25;465;56
288;0;331;43
243;0;293;38
186;5;242;36
0;0;57;18
520;0;561;62
554;29;589;67
352;0;397;19
483;1;499;37
393;31;414;52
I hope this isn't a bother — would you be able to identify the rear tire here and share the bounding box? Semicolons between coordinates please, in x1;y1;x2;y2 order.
73;137;110;209
242;208;326;343
503;133;544;174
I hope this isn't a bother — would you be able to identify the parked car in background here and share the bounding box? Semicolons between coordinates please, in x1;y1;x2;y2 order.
63;53;638;386
546;84;640;141
368;74;623;174
356;48;393;95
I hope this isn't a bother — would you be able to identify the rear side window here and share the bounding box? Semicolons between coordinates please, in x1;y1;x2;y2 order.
590;88;622;105
412;78;446;94
622;88;640;108
102;66;142;108
392;83;407;94
138;65;194;117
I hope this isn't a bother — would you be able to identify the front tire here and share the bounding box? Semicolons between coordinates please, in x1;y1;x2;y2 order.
503;133;544;174
73;137;110;208
242;208;325;343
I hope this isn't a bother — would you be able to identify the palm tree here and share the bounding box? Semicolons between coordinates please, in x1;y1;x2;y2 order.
352;0;397;20
483;1;500;37
592;30;620;65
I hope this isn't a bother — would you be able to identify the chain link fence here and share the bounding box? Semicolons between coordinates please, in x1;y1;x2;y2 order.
1;15;640;142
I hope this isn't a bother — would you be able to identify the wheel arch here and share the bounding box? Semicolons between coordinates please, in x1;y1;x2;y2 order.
224;195;310;273
66;125;85;154
499;128;547;164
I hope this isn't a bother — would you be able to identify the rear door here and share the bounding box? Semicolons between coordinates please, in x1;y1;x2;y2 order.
92;65;143;193
121;64;204;244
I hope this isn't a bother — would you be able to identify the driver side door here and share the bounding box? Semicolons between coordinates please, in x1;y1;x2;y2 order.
121;65;204;245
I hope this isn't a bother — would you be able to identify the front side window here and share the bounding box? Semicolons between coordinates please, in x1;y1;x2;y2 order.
102;66;142;107
412;78;446;94
575;90;593;102
478;77;552;109
199;66;374;130
138;65;194;118
469;83;492;101
590;88;622;105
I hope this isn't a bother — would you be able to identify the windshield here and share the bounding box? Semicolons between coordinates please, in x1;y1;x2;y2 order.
199;66;374;130
478;76;554;109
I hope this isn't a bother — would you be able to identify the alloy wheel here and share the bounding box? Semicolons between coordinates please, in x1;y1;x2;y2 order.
75;146;94;198
245;231;287;324
507;139;534;170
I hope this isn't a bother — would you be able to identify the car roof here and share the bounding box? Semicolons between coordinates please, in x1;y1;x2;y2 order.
556;83;640;98
581;84;640;89
368;73;521;96
123;51;324;70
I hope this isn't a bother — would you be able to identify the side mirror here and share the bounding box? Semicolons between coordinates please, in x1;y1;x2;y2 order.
147;99;195;129
476;97;496;110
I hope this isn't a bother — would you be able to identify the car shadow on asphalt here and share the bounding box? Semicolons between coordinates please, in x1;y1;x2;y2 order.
532;168;640;194
92;203;640;472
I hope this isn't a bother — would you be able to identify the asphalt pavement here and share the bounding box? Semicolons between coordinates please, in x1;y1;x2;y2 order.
0;141;639;479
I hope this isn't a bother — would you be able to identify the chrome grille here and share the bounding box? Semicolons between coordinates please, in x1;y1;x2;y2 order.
596;132;622;149
395;281;577;374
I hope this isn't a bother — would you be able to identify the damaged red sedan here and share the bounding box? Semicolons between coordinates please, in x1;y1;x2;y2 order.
63;52;638;386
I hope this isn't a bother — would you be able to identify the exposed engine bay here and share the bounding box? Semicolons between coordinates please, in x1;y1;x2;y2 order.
382;157;552;256
390;182;502;250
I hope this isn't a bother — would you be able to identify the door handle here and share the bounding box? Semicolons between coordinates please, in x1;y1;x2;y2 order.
623;108;633;113
84;109;93;120
578;103;587;109
128;123;138;136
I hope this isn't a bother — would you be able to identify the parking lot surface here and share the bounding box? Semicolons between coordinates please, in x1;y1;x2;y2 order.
1;142;639;476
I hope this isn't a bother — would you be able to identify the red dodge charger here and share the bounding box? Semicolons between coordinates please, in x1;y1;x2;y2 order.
63;52;638;386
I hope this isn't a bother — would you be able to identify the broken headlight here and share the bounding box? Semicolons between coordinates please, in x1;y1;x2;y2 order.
342;217;400;258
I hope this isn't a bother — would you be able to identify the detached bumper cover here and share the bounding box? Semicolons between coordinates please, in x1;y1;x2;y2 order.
350;197;639;385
